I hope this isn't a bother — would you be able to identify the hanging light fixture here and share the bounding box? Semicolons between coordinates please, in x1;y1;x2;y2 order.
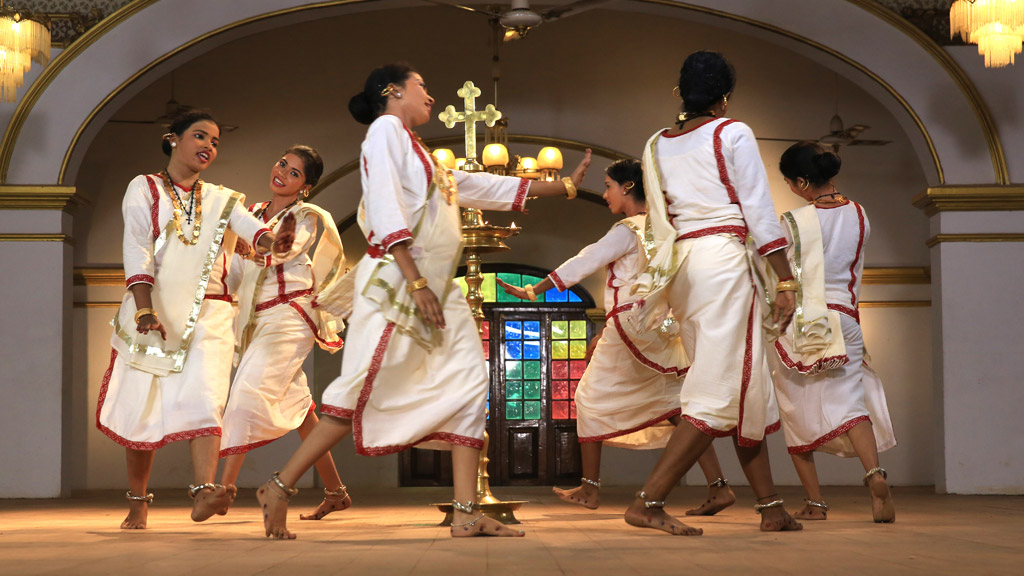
0;1;51;103
950;0;1024;68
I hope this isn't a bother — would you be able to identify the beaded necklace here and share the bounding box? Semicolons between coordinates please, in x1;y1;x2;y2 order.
255;198;300;229
160;171;203;245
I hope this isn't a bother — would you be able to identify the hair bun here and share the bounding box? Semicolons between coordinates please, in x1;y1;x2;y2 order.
348;92;377;125
812;151;842;181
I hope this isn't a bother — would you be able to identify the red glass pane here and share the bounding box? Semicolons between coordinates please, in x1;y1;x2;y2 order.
551;361;569;380
570;400;577;419
552;400;569;420
483;344;489;360
552;380;569;400
570;380;579;399
481;321;490;340
570;360;587;379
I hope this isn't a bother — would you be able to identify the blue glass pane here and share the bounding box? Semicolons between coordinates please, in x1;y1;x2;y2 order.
523;340;541;359
568;290;582;302
522;321;541;340
545;287;568;302
504;321;522;339
504;340;523;360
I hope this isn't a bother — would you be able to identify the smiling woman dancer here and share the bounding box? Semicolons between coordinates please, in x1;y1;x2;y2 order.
498;159;734;513
96;109;296;529
255;63;593;539
770;141;896;523
624;51;803;535
218;145;351;521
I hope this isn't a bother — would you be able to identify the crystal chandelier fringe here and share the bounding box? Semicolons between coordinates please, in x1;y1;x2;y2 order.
0;4;52;103
950;0;1024;68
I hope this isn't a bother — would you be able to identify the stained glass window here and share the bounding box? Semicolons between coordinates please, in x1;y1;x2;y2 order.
457;272;585;303
550;319;589;421
503;319;543;421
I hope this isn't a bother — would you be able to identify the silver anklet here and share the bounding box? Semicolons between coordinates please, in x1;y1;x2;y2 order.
754;499;785;513
863;466;887;486
324;484;348;498
125;490;154;503
804;498;829;511
187;483;218;499
451;499;476;515
581;477;601;488
709;477;729;488
636;490;665;509
270;472;298;499
451;513;485;528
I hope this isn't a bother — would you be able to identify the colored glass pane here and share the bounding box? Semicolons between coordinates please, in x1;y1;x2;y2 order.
505;380;522;400
552;400;569;420
523;340;541;359
523;380;541;400
551;340;569;359
570;320;587;340
570;400;577;419
552;380;569;400
551;361;569;379
505;321;522;340
481;320;490;340
568;291;582;303
505;360;522;379
551;321;568;339
457;277;469;297
570;380;579;399
523;401;541;420
505;340;522;360
481;273;496;303
545;287;567;302
570;361;587;379
569;340;587;359
506;401;522;420
523;360;541;380
523;321;541;340
482;344;489;360
522;275;546;302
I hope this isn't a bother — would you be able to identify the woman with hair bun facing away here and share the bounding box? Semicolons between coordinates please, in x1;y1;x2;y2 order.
770;141;896;523
256;63;593;540
625;50;802;535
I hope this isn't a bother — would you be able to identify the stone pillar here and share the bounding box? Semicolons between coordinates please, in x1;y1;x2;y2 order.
0;187;76;497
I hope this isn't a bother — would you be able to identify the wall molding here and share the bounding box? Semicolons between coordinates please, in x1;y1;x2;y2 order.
913;186;1024;216
73;267;125;286
925;233;1024;248
0;233;73;244
0;186;78;210
861;266;930;284
859;300;930;308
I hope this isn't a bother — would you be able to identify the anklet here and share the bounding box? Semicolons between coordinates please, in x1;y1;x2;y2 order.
753;499;785;513
451;499;476;515
804;498;829;511
270;472;298;499
324;484;348;498
451;513;485;528
636;490;665;509
863;466;887;486
581;477;601;488
187;483;218;499
709;477;729;488
125;490;154;503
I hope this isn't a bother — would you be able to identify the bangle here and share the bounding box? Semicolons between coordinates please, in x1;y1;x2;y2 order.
776;280;799;292
524;284;538;302
406;277;429;294
134;308;157;323
777;275;794;282
561;177;577;200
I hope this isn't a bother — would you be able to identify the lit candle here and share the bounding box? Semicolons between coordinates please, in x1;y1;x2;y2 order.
510;221;517;229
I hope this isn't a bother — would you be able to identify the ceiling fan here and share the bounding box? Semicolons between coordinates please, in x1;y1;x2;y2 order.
758;114;891;151
109;74;238;132
423;0;613;41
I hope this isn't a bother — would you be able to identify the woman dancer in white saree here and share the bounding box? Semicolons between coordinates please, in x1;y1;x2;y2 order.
96;110;295;529
218;145;351;521
499;160;734;513
255;63;592;539
624;51;802;535
770;142;896;523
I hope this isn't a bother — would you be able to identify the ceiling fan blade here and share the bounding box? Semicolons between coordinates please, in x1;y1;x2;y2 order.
420;0;501;18
542;0;616;21
846;139;891;146
845;124;869;139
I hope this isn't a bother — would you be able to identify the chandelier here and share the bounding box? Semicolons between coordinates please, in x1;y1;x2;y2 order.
950;0;1024;68
0;1;51;103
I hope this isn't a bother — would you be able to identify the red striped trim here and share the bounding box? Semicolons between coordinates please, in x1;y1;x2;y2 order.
675;225;748;243
367;245;386;258
144;175;161;239
774;340;849;374
735;290;757;447
219;437;278;458
660;118;717;138
815;198;851;209
712;119;740;204
276;264;286;296
787;415;871;454
549;271;567;292
381;229;412;251
204;294;233;302
321;405;355;419
758;237;788;256
289;301;344;350
253;228;272;248
255;288;313;312
95;348;222;450
605;303;635;320
512;178;530;212
611;315;688;377
579;409;682;443
828;303;860;324
404;126;433;185
125;274;154;287
683;415;781;440
848;202;866;307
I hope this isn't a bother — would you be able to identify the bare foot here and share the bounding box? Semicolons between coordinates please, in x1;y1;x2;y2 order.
625;500;703;535
793;502;828;520
759;506;803;532
869;475;895;523
191;485;233;522
256;481;296;539
552;484;599;509
121;501;148;529
450;511;525;537
685;484;736;516
217;484;238;516
299;492;352;521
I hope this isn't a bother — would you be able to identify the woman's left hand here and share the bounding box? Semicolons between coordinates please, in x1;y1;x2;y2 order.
272;213;297;256
569;149;593;188
496;278;529;300
774;290;796;332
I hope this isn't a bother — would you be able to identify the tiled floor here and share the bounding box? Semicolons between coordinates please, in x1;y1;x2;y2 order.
1;486;1021;575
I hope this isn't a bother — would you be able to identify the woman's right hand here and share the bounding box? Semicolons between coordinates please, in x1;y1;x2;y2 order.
412;287;446;329
774;290;796;332
136;314;167;340
495;278;529;300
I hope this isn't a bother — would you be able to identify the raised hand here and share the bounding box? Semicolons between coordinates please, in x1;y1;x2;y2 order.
496;278;529;300
273;212;297;256
570;148;593;188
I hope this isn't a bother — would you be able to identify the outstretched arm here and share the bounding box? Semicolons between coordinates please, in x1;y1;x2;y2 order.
526;149;592;199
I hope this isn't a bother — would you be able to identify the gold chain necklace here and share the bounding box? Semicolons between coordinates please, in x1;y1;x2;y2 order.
255;198;300;229
160;171;203;245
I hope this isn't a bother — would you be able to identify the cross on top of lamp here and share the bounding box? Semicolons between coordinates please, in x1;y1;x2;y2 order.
437;80;502;172
0;0;51;103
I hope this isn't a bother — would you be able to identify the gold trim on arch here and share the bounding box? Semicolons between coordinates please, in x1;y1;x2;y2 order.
0;186;77;209
925;233;1024;248
912;186;1024;216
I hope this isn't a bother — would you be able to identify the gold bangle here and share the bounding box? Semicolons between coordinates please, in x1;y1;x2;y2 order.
776;280;799;292
406;277;429;294
561;177;577;200
524;284;538;302
134;308;157;323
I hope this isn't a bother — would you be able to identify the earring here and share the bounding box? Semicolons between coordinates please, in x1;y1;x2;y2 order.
302;189;310;198
395;92;403;99
723;94;729;106
171;142;177;148
672;86;680;98
798;179;809;191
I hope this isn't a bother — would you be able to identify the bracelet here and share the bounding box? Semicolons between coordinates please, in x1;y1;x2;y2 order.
561;177;577;200
777;275;794;282
524;284;538;302
134;308;157;323
406;277;429;294
776;280;799;292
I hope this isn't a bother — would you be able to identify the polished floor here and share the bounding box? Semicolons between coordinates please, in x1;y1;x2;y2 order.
1;485;1021;576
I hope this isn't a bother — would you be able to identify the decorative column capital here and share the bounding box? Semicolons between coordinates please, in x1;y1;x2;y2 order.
912;185;1024;216
0;186;78;210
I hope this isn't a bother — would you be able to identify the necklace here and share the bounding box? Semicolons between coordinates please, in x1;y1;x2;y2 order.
255;198;300;229
812;187;846;205
160;171;203;245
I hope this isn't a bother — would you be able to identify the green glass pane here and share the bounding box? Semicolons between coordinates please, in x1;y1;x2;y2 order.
523;400;541;420
522;275;546;302
523;360;541;380
523;380;541;400
496;273;522;303
481;273;496;303
505;380;523;400
551;340;569;360
504;360;522;379
569;340;587;359
506;401;522;420
551;320;568;339
457;277;469;297
570;320;588;340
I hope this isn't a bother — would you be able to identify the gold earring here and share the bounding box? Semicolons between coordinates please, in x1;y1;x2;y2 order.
672;86;680;98
624;181;635;192
380;85;397;97
723;94;728;106
302;189;310;198
799;180;809;191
